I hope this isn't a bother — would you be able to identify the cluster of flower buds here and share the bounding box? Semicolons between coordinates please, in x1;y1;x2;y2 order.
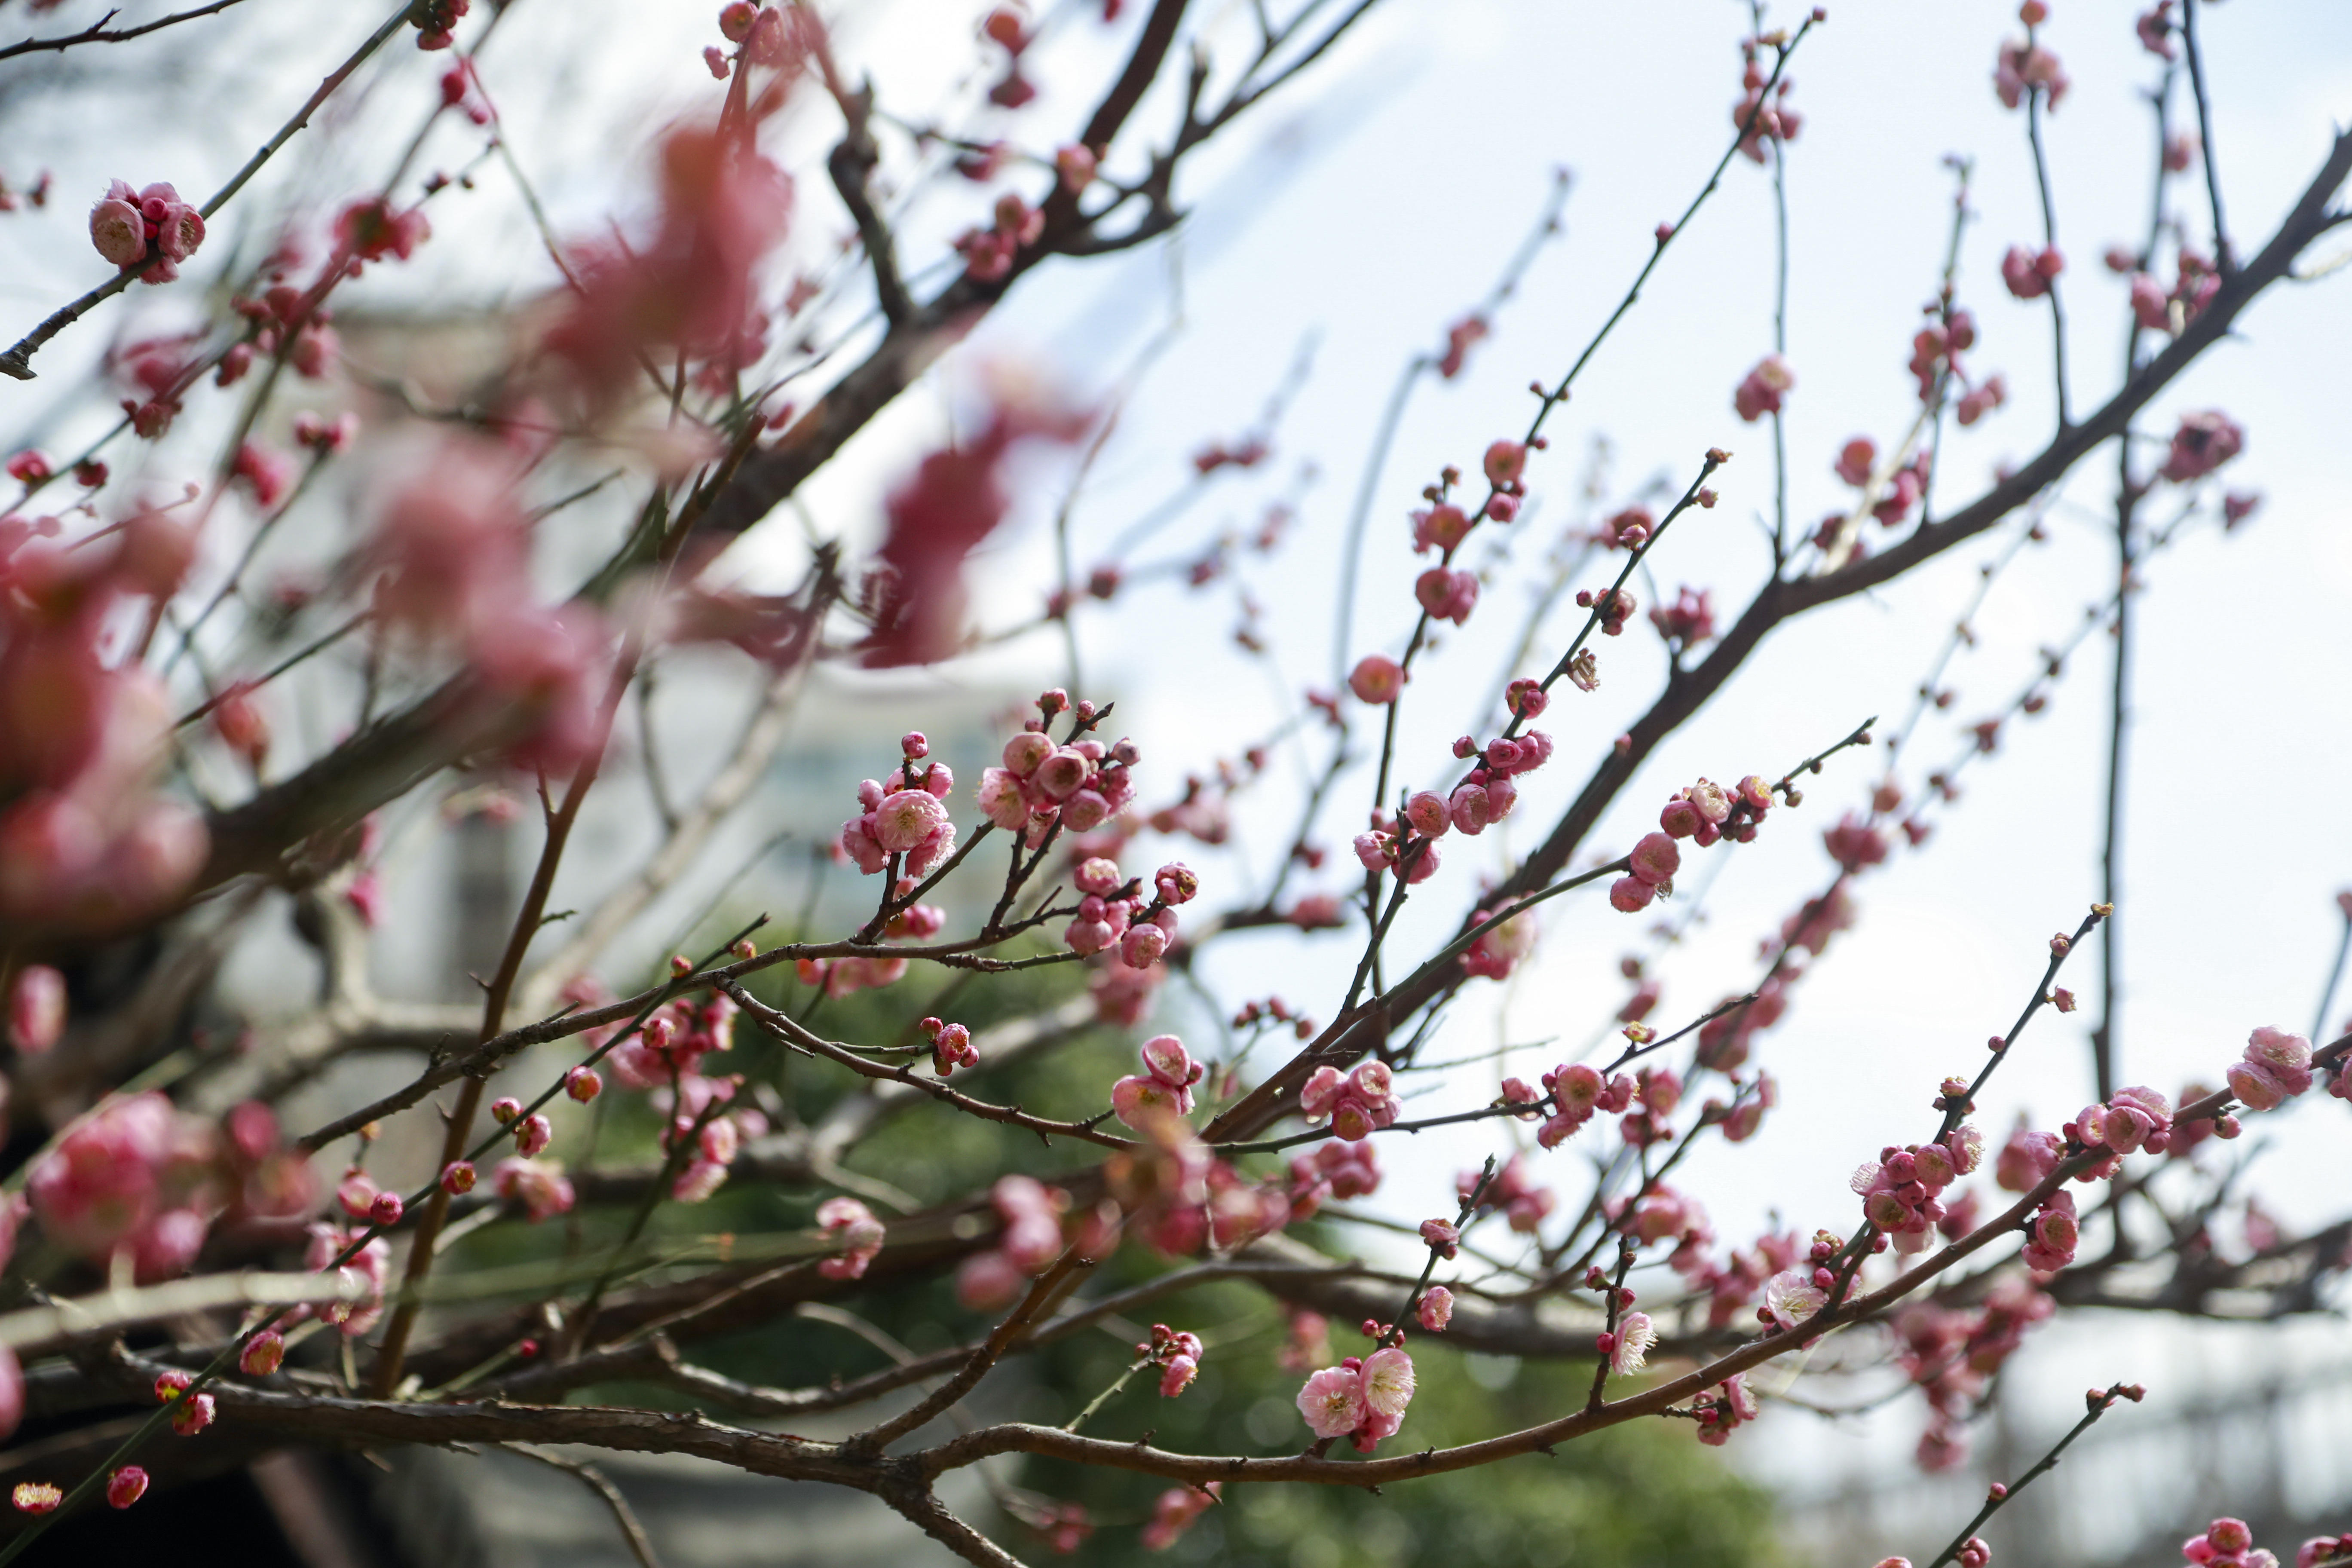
919;1016;980;1077
1515;1063;1636;1148
1194;1159;1292;1253
1414;564;1479;625
1692;1372;1761;1446
956;1173;1078;1309
1458;1155;1555;1233
2127;249;2220;335
977;3;1040;104
1287;1137;1380;1218
707;1;805;75
1733;354;1794;422
1400;731;1559;865
334;1165;407;1228
1994;19;2069;110
1896;1271;2054;1470
1461;899;1537;981
1594;504;1654;551
1610;831;1683;914
88;180;205;281
2000;243;2065;300
152;1369;217;1436
1139;1322;1205;1397
1851;1127;1984;1253
1299;1060;1401;1142
1907;306;1980;405
336;196;432;270
1233;995;1317;1041
815;1196;885;1280
493;1157;576;1222
2227;1026;2314;1111
1063;855;1193;968
24;1092;312;1287
1731;44;1803;163
842;732;958;876
487;1094;554;1161
1089;957;1165;1027
2021;1188;2078;1272
1112;1034;1205;1127
1617;1065;1685;1147
1576;583;1640;638
606;992;737;1088
1669;773;1772;846
2156;410;2247;485
2182;1517;2281;1568
1627;1189;1721;1279
1686;1228;1800;1330
654;1072;767;1204
410;0;469;49
1277;1308;1332;1372
2291;1532;2352;1568
1296;1341;1418;1452
887;882;947;942
976;695;1138;843
1352;814;1438;883
954;192;1043;281
286;1221;392;1335
222;285;341;385
1408;496;1472;557
1438;314;1488;378
1995;1115;2066;1192
1651;585;1716;645
2064;1084;2176;1176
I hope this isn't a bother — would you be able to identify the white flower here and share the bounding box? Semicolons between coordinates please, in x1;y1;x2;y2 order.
1764;1269;1827;1329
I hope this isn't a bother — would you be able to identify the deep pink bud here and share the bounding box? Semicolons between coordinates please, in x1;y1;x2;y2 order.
1628;832;1680;888
1609;875;1655;913
6;965;66;1054
1348;655;1405;704
107;1467;149;1510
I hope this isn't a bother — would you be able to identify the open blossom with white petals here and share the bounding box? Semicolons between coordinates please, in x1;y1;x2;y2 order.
1295;1365;1366;1439
1763;1270;1826;1329
1362;1346;1417;1417
1612;1311;1657;1374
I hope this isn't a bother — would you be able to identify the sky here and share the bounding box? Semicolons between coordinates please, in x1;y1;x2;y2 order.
5;0;2351;1529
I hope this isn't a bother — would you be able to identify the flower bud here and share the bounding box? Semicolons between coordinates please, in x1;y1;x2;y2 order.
240;1331;286;1376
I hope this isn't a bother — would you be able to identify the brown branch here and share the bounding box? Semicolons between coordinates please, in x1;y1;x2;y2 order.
922;1044;2349;1490
0;0;413;381
371;649;636;1395
1201;123;2352;1146
0;0;249;62
724;980;1135;1150
847;1243;1100;1457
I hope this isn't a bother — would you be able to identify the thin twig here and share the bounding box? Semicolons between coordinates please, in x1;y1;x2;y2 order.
505;1444;668;1568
